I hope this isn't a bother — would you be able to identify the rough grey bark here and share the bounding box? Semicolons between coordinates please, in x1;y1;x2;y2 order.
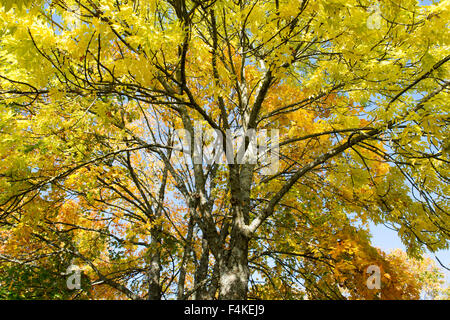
177;215;195;299
147;159;169;300
207;259;220;299
147;239;162;300
218;226;250;300
218;165;252;300
193;238;210;299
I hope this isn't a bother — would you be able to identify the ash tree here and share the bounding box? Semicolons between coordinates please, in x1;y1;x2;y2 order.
0;0;448;300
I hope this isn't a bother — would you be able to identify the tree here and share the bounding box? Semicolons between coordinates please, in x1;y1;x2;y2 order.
0;0;449;300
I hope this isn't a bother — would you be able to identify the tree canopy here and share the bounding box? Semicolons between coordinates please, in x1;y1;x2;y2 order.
0;0;449;300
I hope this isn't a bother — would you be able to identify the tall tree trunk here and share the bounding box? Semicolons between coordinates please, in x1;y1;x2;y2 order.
207;259;220;299
218;229;250;300
147;227;162;300
219;202;250;300
217;160;253;300
177;215;195;299
193;238;210;299
147;250;161;300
